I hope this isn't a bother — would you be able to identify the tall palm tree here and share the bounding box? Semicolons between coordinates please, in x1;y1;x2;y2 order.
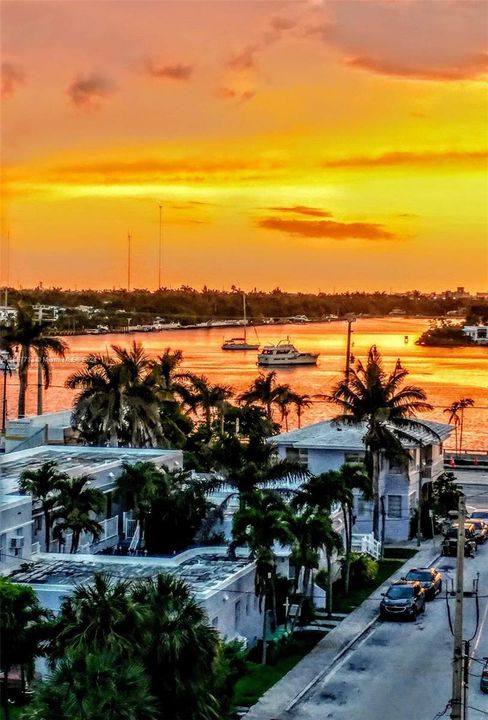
179;373;233;434
323;345;433;540
291;472;345;615
53;573;145;657
292;392;313;429
274;385;295;431
444;397;474;454
131;574;221;720
334;463;372;595
147;348;194;446
19;461;69;551
116;461;164;552
232;490;291;663
28;648;158;720
0;304;67;417
239;371;289;421
66;342;162;447
444;401;460;453
53;475;105;553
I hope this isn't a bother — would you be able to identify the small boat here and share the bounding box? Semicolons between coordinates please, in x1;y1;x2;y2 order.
222;294;260;351
257;338;319;366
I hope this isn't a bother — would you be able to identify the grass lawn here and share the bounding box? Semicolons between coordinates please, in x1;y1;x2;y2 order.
1;707;25;720
331;559;404;613
232;631;325;709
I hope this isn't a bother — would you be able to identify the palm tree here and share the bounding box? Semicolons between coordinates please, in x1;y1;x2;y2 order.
18;461;69;551
53;573;145;657
0;578;52;719
147;348;194;446
0;304;67;417
53;475;105;553
66;342;161;447
444;397;474;455
116;461;164;552
131;573;221;720
232;490;291;663
291;473;345;616
27;648;158;720
292;392;313;429
179;373;233;434
334;463;372;595
239;371;287;421
323;345;433;540
274;385;295;431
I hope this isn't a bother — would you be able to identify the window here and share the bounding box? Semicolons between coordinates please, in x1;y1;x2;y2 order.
285;447;308;468
388;495;402;519
408;492;416;513
344;452;364;464
234;600;241;630
212;617;219;628
245;595;251;616
357;497;373;516
34;516;42;533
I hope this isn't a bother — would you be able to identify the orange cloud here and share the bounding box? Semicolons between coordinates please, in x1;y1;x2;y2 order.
1;61;25;97
345;53;488;82
321;150;488;169
216;86;255;103
66;73;117;109
256;216;397;241
144;58;193;81
266;205;332;218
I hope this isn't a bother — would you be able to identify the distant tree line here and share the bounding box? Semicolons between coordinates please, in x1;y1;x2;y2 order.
3;287;487;332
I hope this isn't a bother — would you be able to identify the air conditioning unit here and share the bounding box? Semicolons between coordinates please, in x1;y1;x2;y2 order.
10;537;25;549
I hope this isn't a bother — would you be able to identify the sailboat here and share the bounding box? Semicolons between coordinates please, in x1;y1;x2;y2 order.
221;294;260;350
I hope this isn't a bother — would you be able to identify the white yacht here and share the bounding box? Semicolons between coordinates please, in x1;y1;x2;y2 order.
257;338;319;366
221;294;260;351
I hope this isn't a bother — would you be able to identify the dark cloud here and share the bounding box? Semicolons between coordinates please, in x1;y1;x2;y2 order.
144;58;193;81
66;73;116;109
2;61;25;97
227;14;297;73
267;205;332;218
270;17;296;32
256;216;397;241
321;150;488;169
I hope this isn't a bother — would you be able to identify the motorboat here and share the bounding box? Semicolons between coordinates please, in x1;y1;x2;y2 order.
221;294;260;351
257;338;319;366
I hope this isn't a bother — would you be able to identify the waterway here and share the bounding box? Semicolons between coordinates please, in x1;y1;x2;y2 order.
6;318;487;451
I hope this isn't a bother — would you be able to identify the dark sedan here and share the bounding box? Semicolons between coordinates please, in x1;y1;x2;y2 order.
380;581;426;621
403;567;442;600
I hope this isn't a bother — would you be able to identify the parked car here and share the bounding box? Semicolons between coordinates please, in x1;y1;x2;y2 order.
403;567;443;600
481;658;488;694
470;509;488;521
467;518;488;544
379;581;426;621
441;523;477;557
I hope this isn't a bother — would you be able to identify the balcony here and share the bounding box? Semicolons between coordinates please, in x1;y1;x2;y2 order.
421;457;444;480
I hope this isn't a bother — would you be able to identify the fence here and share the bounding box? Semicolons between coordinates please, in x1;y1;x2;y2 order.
351;532;382;560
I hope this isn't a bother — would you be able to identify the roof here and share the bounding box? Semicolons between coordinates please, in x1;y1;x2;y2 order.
272;419;453;451
8;548;253;602
0;445;182;496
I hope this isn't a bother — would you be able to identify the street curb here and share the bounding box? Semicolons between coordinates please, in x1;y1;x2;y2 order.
282;549;443;714
282;615;378;714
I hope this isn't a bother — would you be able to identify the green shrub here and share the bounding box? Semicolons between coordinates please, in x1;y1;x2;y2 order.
346;552;378;589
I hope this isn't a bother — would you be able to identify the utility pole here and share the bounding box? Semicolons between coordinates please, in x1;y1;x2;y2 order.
344;315;355;385
417;439;424;547
158;203;162;290
37;305;43;416
127;231;132;292
450;494;465;720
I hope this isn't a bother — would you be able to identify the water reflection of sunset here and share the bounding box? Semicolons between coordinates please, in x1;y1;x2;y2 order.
5;319;487;451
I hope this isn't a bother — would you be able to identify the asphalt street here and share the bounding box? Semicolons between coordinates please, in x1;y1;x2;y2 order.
284;492;488;720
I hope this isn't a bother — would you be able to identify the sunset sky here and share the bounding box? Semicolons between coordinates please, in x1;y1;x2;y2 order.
1;0;487;292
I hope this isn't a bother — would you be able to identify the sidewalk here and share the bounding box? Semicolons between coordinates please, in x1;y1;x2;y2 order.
244;539;439;720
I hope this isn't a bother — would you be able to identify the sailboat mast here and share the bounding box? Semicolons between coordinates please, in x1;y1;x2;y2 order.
243;293;247;341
